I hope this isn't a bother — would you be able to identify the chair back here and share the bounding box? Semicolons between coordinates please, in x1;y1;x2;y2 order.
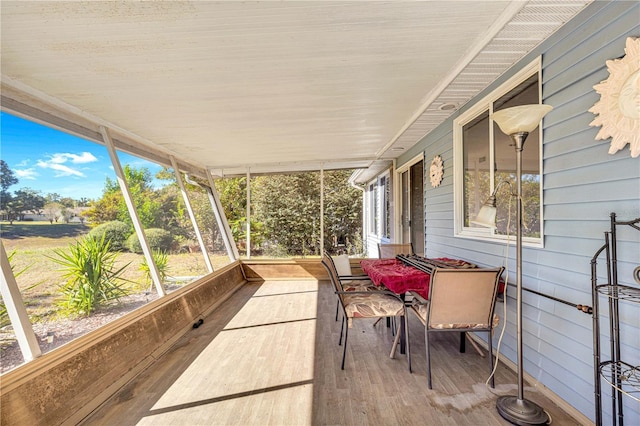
377;242;414;258
426;267;504;330
321;251;342;294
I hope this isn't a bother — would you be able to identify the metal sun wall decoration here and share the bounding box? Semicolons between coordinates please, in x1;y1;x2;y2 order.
589;37;640;158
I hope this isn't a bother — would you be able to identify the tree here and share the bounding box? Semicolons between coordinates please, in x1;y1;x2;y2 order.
60;207;73;223
251;172;321;256
45;192;61;204
84;191;122;224
9;188;45;221
85;165;164;229
0;160;18;216
0;160;18;193
323;170;363;255
213;171;362;256
59;197;76;208
43;202;64;223
214;177;253;250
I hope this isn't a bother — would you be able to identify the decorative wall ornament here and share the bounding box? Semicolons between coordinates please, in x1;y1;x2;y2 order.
429;155;444;188
589;37;640;158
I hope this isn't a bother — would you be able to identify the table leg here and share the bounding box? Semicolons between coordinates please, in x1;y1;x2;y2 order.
399;293;406;355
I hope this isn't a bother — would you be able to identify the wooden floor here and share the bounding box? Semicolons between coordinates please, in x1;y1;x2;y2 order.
84;279;582;425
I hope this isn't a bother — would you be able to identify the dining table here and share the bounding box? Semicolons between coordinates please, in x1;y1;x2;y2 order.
360;256;480;298
360;255;500;354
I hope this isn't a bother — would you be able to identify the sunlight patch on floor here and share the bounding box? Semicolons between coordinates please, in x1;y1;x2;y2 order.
137;280;319;425
138;383;313;425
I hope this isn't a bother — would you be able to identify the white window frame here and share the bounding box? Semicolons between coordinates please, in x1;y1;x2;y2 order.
366;172;391;239
453;57;544;247
367;181;377;236
394;153;424;242
380;173;391;240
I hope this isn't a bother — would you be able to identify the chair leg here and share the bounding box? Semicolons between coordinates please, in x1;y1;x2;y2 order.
335;298;340;321
425;325;432;389
341;325;349;370
339;316;346;346
377;316;396;333
404;313;411;373
459;331;466;352
390;322;402;359
488;330;495;388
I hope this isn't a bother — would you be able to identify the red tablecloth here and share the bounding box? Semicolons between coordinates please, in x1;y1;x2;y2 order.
360;257;503;299
360;258;432;299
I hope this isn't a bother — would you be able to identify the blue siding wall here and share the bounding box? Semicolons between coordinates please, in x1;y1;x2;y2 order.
398;2;640;423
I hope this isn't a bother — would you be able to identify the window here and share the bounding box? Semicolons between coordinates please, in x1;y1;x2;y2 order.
0;112;233;373
367;173;391;239
213;170;363;258
368;182;377;235
454;59;544;245
250;172;321;257
323;169;364;256
382;175;391;239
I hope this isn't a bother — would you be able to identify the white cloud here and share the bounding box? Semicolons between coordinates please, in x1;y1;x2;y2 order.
14;168;38;180
37;159;85;177
49;152;98;164
36;151;98;178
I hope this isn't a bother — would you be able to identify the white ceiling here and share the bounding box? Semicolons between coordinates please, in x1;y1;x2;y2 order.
1;1;591;178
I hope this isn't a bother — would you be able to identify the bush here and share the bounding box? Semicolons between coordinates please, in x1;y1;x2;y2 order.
140;250;171;287
88;221;131;252
49;235;129;316
126;228;174;253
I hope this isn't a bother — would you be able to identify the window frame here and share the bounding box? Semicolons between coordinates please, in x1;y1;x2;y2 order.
367;172;391;239
453;57;544;247
394;152;424;243
368;182;377;236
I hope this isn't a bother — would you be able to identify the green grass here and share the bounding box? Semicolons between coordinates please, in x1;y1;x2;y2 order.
1;221;232;322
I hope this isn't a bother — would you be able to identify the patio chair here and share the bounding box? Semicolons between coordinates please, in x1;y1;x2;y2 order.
324;251;387;321
321;253;411;372
377;242;414;258
409;267;504;389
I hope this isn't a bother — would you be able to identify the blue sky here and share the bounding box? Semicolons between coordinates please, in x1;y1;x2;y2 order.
1;112;163;200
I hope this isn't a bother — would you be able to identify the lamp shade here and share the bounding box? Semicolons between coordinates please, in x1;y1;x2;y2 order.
471;204;497;229
491;104;553;135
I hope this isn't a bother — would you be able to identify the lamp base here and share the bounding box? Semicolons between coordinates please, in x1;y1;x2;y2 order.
496;396;550;425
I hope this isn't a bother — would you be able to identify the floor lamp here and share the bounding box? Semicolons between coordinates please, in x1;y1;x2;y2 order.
472;104;552;426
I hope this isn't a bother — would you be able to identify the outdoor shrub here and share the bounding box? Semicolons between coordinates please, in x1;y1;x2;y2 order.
139;249;171;288
126;228;174;253
88;221;131;252
49;235;129;316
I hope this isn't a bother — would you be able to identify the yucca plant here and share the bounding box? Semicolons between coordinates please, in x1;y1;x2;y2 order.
139;249;171;289
49;234;129;316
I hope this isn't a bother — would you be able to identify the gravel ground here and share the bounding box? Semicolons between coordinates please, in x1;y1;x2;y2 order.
0;291;162;374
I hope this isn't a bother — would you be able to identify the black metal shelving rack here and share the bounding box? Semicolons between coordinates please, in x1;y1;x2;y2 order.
591;213;640;426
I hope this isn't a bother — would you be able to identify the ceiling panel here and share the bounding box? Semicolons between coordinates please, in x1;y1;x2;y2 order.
1;1;591;176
